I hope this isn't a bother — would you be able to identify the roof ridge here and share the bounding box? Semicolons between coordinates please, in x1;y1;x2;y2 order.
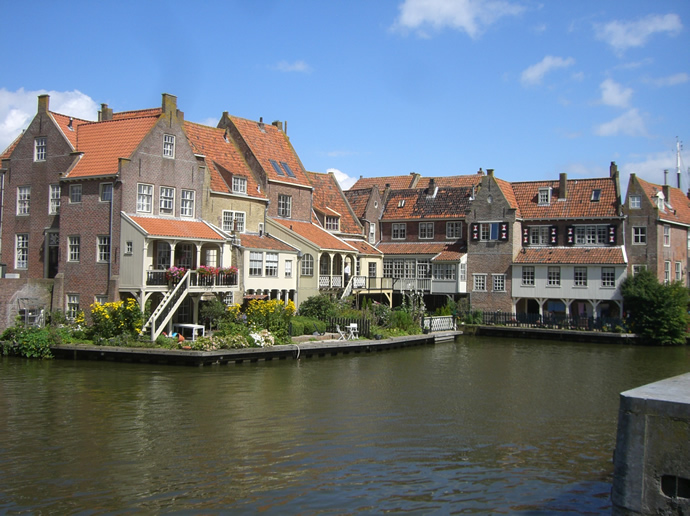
49;111;93;123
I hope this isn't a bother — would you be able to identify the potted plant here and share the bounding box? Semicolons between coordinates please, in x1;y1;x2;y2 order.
165;266;186;282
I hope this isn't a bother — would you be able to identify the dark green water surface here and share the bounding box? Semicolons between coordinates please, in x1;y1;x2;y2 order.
1;336;689;514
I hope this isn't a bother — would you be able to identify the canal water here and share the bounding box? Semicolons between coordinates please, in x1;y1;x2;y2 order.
1;336;689;514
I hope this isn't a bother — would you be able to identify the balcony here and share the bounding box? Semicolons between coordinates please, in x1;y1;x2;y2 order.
146;269;238;292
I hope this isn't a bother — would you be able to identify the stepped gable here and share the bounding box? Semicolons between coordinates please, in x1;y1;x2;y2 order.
237;233;296;252
512;177;617;219
229;116;311;187
307;171;362;235
50;112;92;148
65;115;160;178
184;121;265;198
636;176;690;225
273;218;355;252
514;246;626;265
129;216;224;240
382;185;473;220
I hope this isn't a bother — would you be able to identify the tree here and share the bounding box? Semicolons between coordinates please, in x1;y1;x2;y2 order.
621;269;689;345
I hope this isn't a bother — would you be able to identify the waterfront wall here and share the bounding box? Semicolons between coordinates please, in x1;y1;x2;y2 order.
611;373;690;515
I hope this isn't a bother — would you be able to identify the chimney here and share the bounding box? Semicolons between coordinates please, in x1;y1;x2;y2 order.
67;117;74;130
272;120;283;132
477;168;484;175
559;173;567;199
161;93;182;120
664;169;668;185
609;161;618;179
663;184;670;202
487;169;494;177
99;103;113;121
37;94;49;114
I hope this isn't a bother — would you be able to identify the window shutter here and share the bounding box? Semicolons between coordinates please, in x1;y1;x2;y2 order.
566;226;575;245
499;222;509;241
608;225;617;245
550;226;558;245
522;227;529;245
471;223;480;241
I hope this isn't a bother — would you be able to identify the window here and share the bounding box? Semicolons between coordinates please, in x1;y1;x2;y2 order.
547;266;560;286
66;295;80;320
369;223;376;244
205;249;218;267
285;260;293;278
446;221;462;239
163;134;175;158
280;161;296;178
301;254;314;276
632;226;647;244
249;252;263;276
632;264;647;276
222;211;245;233
664;261;671;284
16;234;29;269
160;187;174;214
663;225;670;247
522;266;535;286
325;216;339;231
493;274;505;292
95;295;108;305
417;260;431;279
433;264;456;280
270;160;285;176
383;260;392;278
676;262;682;282
392;223;406;240
459;262;466;282
278;195;292;218
68;236;80;262
156;242;171;269
181;190;195;217
97;236;111;263
177;244;193;268
419;222;434;239
368;262;377;278
137;184;153;213
70;184;82;203
602;267;615;287
232;176;247;194
125;241;133;255
530;226;550;246
265;253;278;277
538;188;551;205
591;189;601;202
473;274;487;291
688;231;690;250
17;186;30;215
480;222;500;241
575;225;607;245
630;195;641;209
574;267;587;287
49;184;60;214
34;137;47;161
100;183;113;202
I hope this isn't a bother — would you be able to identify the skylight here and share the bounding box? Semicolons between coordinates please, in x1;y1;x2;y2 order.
591;189;601;202
280;161;296;178
270;159;284;176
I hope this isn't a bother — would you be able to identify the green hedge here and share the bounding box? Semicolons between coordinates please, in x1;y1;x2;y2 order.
291;316;327;336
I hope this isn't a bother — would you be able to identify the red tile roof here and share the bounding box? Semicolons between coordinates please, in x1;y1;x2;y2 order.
350;174;417;194
514;246;626;265
432;241;466;261
66;116;160;178
50;112;92;148
184;121;265;199
416;175;483;189
273;218;356;252
237;233;296;252
307;171;363;235
113;108;162;120
344;239;382;255
0;132;22;160
382;187;473;220
635;176;690;225
495;177;520;214
230;116;311;187
376;241;450;255
512;177;618;219
129;216;225;240
343;188;373;219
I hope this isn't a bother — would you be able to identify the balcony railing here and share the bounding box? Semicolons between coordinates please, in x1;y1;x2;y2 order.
392;278;431;292
146;269;238;288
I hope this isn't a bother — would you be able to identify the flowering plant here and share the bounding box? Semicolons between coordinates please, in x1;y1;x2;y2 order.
165;266;187;281
197;265;219;277
219;265;239;276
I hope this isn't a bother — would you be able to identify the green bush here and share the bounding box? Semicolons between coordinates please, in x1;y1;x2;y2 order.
1;327;53;359
297;294;339;320
290;319;304;336
292;316;326;336
390;310;421;334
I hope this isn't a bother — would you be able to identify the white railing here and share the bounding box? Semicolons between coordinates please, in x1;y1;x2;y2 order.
423;315;456;332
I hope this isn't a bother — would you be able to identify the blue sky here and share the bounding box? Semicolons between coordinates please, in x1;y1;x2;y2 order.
1;0;688;192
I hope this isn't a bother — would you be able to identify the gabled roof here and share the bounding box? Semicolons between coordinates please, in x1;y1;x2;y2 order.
344;239;382;255
184;121;265;199
350;174;417;194
273;218;355;252
495;177;520;214
416;175;483;189
66;115;160;178
634;176;690;225
307;171;362;235
0;132;22;160
514;246;626;265
50;112;92;148
236;233;297;252
113;108;163;120
432;241;466;262
128;216;225;240
343;188;374;219
376;241;450;255
381;186;473;220
512;177;619;220
229;116;311;187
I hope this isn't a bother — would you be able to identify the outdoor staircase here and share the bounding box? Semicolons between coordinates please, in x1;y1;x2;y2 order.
141;270;191;341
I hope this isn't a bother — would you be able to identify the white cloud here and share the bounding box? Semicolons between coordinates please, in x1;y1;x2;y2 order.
393;0;525;39
329;167;357;190
594;13;682;54
620;150;683;190
645;73;689;87
273;60;312;73
599;78;633;108
520;55;575;86
594;108;647;137
0;88;98;152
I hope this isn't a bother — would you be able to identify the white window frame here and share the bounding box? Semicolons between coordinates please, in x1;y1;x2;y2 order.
663;225;670;247
97;236;111;263
522;266;535;286
100;183;113;203
459;262;466;282
232;176;247;194
632;264;646;276
159;186;175;215
629;195;641;209
301;254;314;276
547;266;561;286
446;221;462;239
95;295;108;305
574;225;607;246
278;195;292;218
369;222;376;244
66;294;80;320
602;267;615;288
68;236;80;262
265;253;278;277
34;137;46;161
473;274;487;292
675;262;682;282
325;216;339;231
49;184;60;214
16;234;29;269
137;183;153;213
392;223;406;240
664;261;671;284
69;184;82;204
574;267;587;287
368;262;377;278
163;134;175;158
419;222;434;239
492;274;505;292
17;186;30;215
285;260;293;278
632;226;647;245
538;188;551;205
222;211;245;233
125;241;133;255
530;226;550;246
181;189;195;217
480;222;500;241
249;252;263;276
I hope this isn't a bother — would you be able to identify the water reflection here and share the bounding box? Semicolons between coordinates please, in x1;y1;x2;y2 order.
1;337;688;514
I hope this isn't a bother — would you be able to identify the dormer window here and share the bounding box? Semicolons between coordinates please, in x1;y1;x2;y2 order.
232;176;247;194
656;192;665;211
325;216;339;231
163;134;175;158
538;188;551;205
591;189;601;202
398;199;405;208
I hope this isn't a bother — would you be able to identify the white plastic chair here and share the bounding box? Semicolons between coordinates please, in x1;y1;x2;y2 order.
336;325;347;341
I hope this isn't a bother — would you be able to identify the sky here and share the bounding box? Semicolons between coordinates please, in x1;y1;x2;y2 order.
1;0;688;194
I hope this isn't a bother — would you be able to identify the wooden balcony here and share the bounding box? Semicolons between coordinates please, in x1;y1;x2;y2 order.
146;269;238;292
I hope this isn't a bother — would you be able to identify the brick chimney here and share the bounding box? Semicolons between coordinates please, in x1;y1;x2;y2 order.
161;93;183;120
663;184;670;202
477;168;484;175
99;103;113;121
610;161;618;179
37;94;49;114
487;169;494;177
559;173;567;199
272;120;283;132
